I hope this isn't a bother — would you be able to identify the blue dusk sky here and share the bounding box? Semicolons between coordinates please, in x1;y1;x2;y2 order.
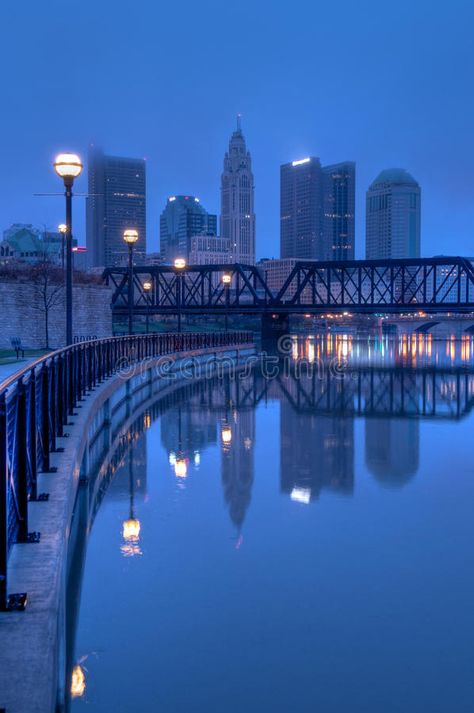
1;0;473;259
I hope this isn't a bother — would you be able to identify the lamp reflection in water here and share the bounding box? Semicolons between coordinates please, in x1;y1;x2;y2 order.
169;407;189;482
71;664;86;698
121;440;142;557
221;423;232;446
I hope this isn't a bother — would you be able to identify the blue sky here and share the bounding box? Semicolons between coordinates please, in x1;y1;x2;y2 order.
1;0;473;258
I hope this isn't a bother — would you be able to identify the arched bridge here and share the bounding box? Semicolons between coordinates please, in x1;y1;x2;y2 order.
104;256;474;319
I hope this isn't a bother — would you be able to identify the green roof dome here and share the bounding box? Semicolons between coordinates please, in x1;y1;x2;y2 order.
371;168;418;187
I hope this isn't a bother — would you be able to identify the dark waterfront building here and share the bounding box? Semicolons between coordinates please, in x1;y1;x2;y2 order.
86;146;146;268
280;157;355;260
366;168;421;259
220;116;256;265
160;195;217;264
322;162;355;260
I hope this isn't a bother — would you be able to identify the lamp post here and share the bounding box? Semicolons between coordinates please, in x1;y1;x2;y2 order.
54;153;83;345
123;229;139;335
58;223;67;270
174;258;186;333
222;273;231;332
143;280;152;334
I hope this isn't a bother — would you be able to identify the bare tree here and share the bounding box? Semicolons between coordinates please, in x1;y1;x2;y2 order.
31;259;64;349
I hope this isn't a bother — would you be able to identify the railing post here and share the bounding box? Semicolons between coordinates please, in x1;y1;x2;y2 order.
57;355;64;437
16;380;30;543
28;374;39;500
0;393;8;610
40;366;51;473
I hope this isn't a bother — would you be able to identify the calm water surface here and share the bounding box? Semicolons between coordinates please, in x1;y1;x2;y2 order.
69;335;474;712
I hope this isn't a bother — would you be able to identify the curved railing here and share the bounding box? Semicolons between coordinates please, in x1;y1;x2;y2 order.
0;331;253;610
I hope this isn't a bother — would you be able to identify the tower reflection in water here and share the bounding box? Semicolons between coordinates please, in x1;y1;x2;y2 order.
365;419;419;488
221;408;255;537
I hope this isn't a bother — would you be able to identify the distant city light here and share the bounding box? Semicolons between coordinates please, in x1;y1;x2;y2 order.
291;487;311;504
292;157;311;167
169;196;176;202
194;197;200;202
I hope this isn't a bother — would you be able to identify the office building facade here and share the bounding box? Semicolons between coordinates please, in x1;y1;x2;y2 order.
280;157;323;260
220;117;256;264
189;235;232;265
281;157;355;261
322;162;355;261
366;168;421;259
159;195;217;264
86;146;146;268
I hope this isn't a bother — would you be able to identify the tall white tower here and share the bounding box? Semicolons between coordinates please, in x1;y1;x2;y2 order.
220;116;256;264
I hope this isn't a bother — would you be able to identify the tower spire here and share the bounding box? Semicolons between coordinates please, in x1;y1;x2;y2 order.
236;113;242;131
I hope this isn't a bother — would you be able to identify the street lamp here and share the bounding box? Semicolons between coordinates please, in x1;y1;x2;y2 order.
222;273;231;332
58;223;67;269
143;280;152;334
123;229;139;335
174;257;186;333
54;152;83;345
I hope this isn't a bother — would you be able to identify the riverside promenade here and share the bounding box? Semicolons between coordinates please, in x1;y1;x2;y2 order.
0;332;254;713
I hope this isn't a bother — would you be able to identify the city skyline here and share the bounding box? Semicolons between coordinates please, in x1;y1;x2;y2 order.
0;132;434;265
1;1;473;261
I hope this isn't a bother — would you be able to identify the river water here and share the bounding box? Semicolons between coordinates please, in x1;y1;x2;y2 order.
67;334;474;712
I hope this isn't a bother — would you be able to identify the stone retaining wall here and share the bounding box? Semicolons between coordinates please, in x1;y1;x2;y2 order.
0;279;112;349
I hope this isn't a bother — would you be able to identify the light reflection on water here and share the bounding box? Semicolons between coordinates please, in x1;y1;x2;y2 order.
68;336;474;712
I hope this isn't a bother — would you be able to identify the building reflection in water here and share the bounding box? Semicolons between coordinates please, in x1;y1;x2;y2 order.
279;399;354;503
221;406;255;534
365;419;419;488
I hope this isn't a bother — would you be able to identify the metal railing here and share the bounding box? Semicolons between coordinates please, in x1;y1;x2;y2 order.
0;331;253;611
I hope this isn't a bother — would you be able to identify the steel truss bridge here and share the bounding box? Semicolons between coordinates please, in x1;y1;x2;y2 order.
104;256;474;318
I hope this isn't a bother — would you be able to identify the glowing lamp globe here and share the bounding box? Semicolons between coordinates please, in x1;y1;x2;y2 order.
58;223;67;234
222;273;231;285
54;153;83;179
123;229;139;245
174;258;186;269
143;280;152;291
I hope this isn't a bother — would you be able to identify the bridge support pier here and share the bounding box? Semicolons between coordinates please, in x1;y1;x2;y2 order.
261;312;290;350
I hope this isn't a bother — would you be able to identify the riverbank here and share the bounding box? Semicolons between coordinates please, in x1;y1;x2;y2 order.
0;342;255;713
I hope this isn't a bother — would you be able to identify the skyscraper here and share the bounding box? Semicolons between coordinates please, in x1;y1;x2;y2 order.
86;146;146;268
280;157;355;261
365;168;421;259
220;116;256;264
159;195;217;264
322;162;355;261
280;157;323;260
